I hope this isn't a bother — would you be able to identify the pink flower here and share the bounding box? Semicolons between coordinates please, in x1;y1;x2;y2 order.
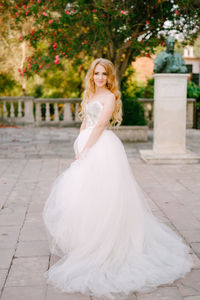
82;40;87;45
53;42;57;50
19;35;23;41
39;65;42;69
48;20;53;24
146;20;149;25
42;12;47;16
38;0;41;3
65;10;70;15
162;42;165;46
54;55;60;64
120;10;127;15
28;63;31;69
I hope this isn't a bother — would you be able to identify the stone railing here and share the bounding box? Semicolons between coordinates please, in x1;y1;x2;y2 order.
0;97;82;126
138;98;195;129
0;96;148;141
0;97;195;129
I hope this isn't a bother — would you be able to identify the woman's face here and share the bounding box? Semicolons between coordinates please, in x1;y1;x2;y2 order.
93;64;107;88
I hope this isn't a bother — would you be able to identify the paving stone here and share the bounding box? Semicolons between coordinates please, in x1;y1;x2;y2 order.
0;269;7;291
176;269;200;297
19;224;47;241
0;128;200;299
0;249;14;269
0;226;21;249
49;254;60;267
25;212;43;224
5;256;49;287
15;240;49;257
1;286;46;300
46;285;90;300
28;201;46;213
184;297;200;300
179;230;200;243
0;207;26;226
191;243;200;256
137;286;183;300
189;251;200;269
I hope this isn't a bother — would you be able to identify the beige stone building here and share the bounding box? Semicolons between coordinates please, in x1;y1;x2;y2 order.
183;46;200;85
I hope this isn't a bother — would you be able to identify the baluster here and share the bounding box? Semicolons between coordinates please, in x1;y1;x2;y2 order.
144;103;150;120
75;103;80;122
46;102;50;121
63;102;73;123
36;102;41;122
3;101;7;118
10;102;15;118
18;99;22;118
54;102;59;122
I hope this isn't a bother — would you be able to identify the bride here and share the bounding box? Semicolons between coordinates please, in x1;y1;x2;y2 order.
43;58;193;299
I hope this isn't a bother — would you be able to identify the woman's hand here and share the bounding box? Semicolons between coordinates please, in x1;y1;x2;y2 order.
75;148;89;160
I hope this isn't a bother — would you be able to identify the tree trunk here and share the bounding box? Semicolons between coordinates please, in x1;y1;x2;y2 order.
20;40;27;96
108;44;135;85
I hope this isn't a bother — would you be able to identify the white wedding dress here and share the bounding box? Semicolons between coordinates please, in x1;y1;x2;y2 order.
43;100;193;299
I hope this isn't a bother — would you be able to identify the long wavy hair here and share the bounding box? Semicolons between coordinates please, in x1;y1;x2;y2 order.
79;58;122;127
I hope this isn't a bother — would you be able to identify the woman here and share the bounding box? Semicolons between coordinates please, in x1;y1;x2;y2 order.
43;58;193;300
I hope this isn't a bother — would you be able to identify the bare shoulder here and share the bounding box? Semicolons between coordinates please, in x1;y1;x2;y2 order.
102;91;116;107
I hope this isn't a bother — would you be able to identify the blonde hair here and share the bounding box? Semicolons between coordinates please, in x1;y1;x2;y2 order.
79;58;122;127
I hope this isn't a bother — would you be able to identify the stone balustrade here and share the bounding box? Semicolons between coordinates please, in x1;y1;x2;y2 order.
138;98;195;129
0;96;195;129
0;97;82;126
0;96;148;141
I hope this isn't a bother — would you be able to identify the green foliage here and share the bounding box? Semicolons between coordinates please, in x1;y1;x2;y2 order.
2;0;200;79
187;81;200;100
121;91;147;126
121;67;147;126
27;58;91;98
141;79;154;98
0;73;21;96
32;84;43;98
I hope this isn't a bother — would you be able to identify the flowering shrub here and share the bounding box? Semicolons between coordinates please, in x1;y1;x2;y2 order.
1;0;199;81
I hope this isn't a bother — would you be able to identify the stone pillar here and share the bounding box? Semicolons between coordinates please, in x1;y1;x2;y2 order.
153;74;188;154
140;74;200;164
24;97;34;123
186;99;195;129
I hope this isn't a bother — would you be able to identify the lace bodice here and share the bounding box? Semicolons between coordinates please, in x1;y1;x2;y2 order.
84;101;103;129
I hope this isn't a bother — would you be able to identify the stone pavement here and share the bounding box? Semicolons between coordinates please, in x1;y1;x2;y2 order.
0;126;200;300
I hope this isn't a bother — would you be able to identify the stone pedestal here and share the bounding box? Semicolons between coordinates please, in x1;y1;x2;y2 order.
140;74;200;164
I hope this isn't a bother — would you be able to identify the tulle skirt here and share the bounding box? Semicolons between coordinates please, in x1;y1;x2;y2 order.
43;127;193;299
